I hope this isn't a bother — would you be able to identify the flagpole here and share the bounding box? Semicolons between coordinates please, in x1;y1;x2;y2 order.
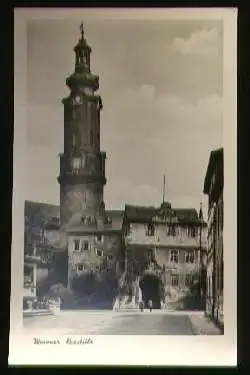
162;174;166;204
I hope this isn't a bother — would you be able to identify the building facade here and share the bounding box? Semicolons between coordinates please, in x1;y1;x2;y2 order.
123;202;207;310
203;148;223;327
23;201;61;309
57;25;124;305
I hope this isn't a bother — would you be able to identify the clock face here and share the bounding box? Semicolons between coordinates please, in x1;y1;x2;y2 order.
75;95;81;104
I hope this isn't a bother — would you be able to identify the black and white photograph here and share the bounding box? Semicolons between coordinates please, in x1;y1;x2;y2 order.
10;8;237;366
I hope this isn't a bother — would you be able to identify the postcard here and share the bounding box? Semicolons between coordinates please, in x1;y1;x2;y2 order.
10;7;237;366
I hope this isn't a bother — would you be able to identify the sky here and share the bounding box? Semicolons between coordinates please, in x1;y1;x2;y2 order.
26;18;223;218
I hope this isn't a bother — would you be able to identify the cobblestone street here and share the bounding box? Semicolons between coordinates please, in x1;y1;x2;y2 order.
23;310;222;336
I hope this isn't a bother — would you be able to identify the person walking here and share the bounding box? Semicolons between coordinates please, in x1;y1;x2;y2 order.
139;300;144;312
148;299;153;312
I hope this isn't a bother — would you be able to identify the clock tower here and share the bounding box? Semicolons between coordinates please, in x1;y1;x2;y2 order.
58;23;106;231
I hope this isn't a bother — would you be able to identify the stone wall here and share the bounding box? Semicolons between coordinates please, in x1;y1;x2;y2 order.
60;183;104;228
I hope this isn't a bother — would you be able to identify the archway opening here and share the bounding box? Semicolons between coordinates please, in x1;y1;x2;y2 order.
139;274;161;309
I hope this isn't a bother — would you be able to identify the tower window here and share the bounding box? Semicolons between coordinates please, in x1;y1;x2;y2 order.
74;239;80;251
71;157;81;171
170;249;179;263
185;250;195;264
171;274;179;287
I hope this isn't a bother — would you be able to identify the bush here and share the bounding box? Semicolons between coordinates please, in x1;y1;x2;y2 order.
71;272;98;297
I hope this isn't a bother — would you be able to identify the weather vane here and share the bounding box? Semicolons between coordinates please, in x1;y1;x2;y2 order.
80;22;84;39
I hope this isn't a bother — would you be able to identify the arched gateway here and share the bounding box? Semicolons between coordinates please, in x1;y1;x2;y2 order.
137;270;164;309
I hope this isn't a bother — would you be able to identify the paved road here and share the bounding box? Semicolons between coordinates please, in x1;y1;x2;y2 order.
23;310;196;335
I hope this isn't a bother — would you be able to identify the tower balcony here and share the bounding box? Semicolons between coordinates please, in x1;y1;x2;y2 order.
58;170;107;185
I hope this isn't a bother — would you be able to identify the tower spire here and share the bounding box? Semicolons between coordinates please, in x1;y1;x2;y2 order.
80;21;84;40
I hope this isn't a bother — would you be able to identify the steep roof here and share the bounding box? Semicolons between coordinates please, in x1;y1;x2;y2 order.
203;148;223;194
174;209;199;223
124;204;157;222
124;203;200;224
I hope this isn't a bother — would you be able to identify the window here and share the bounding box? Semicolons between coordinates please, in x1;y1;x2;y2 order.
82;241;89;251
96;234;103;243
170;249;179;263
185;273;194;286
107;255;113;260
74;239;80;251
96;249;103;257
146;223;155;236
191;227;196;237
167;225;176;236
77;264;84;272
185;250;195;264
171;274;179;286
71;157;81;173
